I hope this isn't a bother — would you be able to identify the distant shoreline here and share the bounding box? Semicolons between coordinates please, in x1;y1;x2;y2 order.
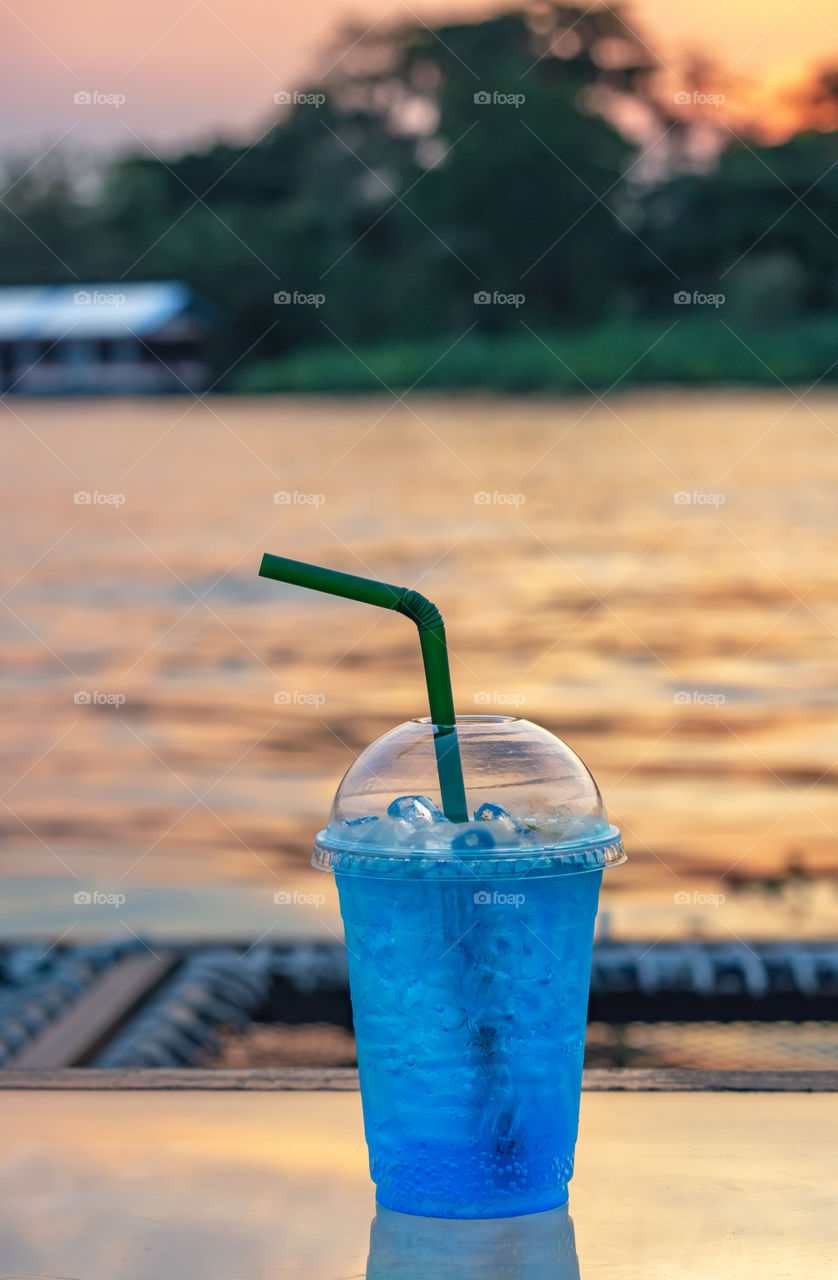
232;318;838;395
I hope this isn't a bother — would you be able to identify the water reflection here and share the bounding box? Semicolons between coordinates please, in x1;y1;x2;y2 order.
7;392;837;920
366;1204;580;1280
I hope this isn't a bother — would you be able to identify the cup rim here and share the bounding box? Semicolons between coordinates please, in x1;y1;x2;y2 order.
313;825;625;877
409;714;521;726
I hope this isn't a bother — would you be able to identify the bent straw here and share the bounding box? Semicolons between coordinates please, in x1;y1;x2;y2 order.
258;553;468;822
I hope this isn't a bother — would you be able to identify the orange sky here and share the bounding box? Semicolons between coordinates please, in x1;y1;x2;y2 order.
2;0;837;155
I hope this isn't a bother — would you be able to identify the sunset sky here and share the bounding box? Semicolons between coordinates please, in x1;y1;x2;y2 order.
2;0;838;156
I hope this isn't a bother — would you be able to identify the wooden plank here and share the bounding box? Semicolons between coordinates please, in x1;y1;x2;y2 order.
1;1067;837;1091
582;1068;838;1092
0;1066;361;1090
12;951;178;1068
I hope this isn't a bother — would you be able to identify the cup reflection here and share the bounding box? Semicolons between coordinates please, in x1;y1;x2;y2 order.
366;1203;580;1280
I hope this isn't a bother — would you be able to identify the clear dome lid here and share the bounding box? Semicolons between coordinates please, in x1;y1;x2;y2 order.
314;716;624;878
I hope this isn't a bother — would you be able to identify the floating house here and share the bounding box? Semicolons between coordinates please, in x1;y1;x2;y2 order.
0;282;211;394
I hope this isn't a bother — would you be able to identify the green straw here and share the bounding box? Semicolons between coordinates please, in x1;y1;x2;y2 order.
258;553;469;822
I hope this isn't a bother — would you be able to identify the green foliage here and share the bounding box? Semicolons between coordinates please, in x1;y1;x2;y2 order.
234;317;838;393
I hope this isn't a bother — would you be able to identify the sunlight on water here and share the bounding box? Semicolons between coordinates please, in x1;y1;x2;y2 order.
2;390;836;935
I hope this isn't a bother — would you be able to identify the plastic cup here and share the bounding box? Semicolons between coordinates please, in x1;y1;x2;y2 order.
314;715;624;1219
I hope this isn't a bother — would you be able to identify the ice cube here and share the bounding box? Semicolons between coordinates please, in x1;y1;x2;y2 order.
336;815;379;846
452;825;496;851
412;825;460;852
368;816;415;847
386;795;445;825
474;800;528;843
474;802;512;822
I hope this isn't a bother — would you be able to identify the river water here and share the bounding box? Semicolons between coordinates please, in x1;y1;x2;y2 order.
3;389;837;938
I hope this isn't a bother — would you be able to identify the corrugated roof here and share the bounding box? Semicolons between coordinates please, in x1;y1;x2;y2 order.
0;282;196;340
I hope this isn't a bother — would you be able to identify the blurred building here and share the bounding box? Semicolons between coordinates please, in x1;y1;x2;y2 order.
0;282;212;394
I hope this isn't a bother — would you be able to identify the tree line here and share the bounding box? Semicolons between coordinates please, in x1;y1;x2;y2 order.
2;2;838;389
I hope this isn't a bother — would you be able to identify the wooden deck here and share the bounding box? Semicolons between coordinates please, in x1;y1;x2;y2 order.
2;1066;837;1089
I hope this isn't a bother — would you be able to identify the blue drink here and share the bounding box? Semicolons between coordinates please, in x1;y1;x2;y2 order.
314;716;624;1219
337;866;601;1217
